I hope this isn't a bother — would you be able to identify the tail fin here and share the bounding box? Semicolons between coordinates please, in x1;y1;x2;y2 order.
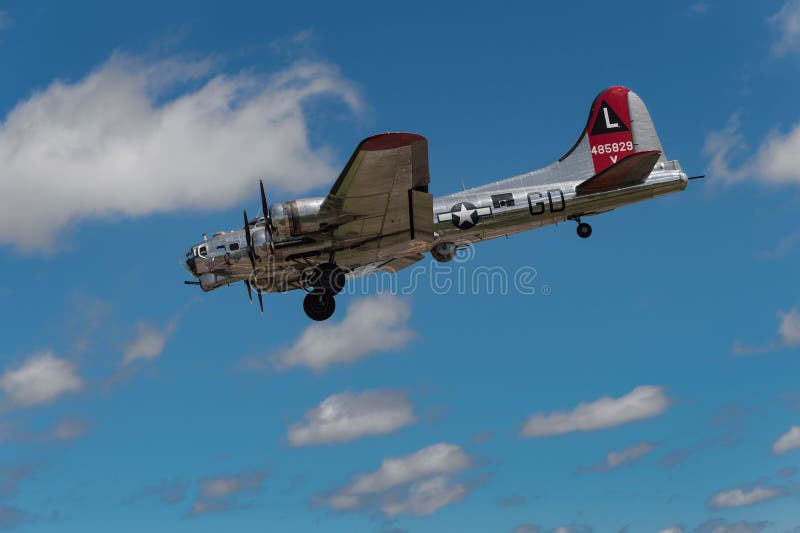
560;86;666;175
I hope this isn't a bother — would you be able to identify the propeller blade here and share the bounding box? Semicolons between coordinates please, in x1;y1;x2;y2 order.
259;180;275;253
257;289;264;315
244;279;253;304
183;280;201;285
243;209;256;268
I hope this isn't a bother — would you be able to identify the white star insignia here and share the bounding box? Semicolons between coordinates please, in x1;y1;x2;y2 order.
452;204;475;227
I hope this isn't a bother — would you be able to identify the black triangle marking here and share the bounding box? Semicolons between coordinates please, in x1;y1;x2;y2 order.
590;100;629;135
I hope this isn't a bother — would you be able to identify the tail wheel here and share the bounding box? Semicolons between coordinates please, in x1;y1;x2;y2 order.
303;293;336;321
577;222;593;239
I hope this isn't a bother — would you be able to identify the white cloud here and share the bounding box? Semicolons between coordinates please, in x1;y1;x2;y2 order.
778;309;800;345
761;230;800;259
733;308;800;355
689;3;710;14
659;528;683;533
705;113;800;186
345;443;471;495
123;320;176;365
379;475;469;517
244;294;414;373
513;526;541;533
319;442;476;517
48;417;89;441
287;389;415;447
707;484;785;509
520;386;669;437
549;526;591;533
773;425;800;454
0;351;83;406
191;468;268;516
694;519;769;533
769;0;800;55
578;442;658;473
0;53;361;251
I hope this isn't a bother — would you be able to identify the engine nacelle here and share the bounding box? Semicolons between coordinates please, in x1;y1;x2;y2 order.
271;197;337;239
431;242;457;263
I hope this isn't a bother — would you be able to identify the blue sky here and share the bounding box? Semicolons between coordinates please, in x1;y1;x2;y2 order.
1;1;800;531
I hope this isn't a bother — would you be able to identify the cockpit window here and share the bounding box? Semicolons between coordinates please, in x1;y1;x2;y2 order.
229;243;240;251
198;245;207;257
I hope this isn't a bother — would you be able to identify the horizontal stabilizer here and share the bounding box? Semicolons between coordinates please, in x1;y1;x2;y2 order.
575;150;661;196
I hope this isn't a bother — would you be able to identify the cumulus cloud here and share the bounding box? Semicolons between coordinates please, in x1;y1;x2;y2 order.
123;479;188;506
287;389;415;447
773;425;800;454
513;526;541;533
242;294;414;373
707;484;785;509
549;526;592;533
0;53;361;251
761;230;800;259
191;468;268;516
379;475;470;517
520;386;669;437
693;519;769;533
318;442;477;517
47;417;89;441
733;308;800;355
577;442;658;473
705;113;800;186
769;0;800;55
123;320;177;365
0;351;83;407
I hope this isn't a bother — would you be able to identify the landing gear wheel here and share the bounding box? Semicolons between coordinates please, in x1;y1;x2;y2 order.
303;293;336;321
305;263;346;295
576;222;592;239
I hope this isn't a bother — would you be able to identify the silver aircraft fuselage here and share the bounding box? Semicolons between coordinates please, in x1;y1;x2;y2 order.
185;160;688;290
182;86;696;320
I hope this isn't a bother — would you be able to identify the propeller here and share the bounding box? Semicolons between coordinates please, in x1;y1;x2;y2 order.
243;212;265;315
244;279;253;304
243;209;257;268
259;180;275;253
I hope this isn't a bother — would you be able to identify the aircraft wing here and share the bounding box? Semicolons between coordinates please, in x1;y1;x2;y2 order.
321;133;434;264
575;150;662;196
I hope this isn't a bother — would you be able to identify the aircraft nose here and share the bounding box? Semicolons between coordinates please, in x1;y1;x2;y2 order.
184;257;197;275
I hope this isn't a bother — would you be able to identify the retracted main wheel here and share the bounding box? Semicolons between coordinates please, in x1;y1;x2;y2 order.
576;222;593;239
303;293;336;321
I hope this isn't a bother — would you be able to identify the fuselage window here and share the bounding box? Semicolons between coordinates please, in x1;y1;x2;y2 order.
229;243;240;251
216;245;226;252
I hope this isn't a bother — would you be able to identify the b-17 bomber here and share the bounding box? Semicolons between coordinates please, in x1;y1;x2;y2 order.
183;86;700;321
